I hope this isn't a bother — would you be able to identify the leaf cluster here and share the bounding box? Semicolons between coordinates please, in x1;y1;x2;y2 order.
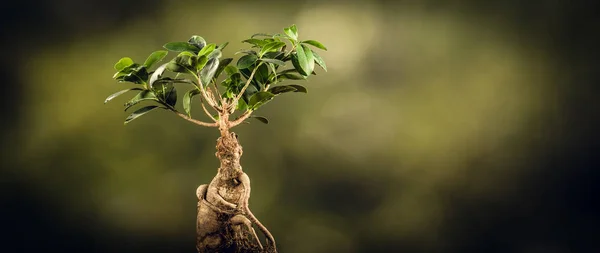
106;25;327;125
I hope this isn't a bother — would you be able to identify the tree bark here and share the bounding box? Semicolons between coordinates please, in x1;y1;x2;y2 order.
195;127;276;253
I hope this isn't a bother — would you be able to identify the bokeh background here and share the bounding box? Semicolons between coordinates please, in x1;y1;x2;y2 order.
1;0;598;252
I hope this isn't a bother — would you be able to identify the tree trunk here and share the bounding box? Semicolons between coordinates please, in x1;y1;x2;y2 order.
195;127;276;253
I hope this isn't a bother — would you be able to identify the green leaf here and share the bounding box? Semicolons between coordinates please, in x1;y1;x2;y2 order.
242;39;268;47
259;41;286;57
251;33;272;38
253;63;270;88
217;42;229;50
268;85;297;94
116;65;149;84
105;88;143;104
124;105;159;124
280;72;305;80
163;42;200;53
236;96;248;111
248;91;275;110
155;77;197;86
301;40;327;51
207;49;222;60
114;57;134;71
183;89;201;116
149;63;168;87
165;86;177;106
290;25;298;38
288;84;307;93
124;90;157;111
302;44;315;75
188;36;206;49
198;43;216;57
237;54;258;69
200;58;219;87
284;24;298;40
312;51;327;72
235;49;258;56
292;45;314;76
214;58;233;79
143;50;168;68
196;55;208;71
243;84;259;104
251;116;269;124
263;51;285;60
260;58;286;66
224;65;239;75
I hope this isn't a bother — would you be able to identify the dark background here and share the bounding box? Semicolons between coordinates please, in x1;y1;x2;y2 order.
1;0;598;252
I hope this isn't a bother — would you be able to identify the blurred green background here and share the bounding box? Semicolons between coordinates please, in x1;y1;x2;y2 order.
1;0;598;252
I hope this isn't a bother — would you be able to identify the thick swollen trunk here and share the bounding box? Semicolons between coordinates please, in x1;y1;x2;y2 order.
195;125;276;253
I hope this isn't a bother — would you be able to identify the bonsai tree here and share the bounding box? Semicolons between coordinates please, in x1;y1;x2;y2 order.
105;25;327;253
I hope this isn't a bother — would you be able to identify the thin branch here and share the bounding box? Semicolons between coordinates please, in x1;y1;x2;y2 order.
232;62;262;107
212;80;226;106
202;101;218;122
229;110;253;127
174;111;218;127
197;76;220;110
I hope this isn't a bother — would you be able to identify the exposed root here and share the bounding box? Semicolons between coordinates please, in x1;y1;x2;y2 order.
196;132;277;253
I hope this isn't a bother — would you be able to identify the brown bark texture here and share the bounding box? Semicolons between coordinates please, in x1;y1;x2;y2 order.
195;129;276;253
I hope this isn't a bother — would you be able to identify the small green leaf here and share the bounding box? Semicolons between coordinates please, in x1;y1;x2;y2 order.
152;77;197;86
288;84;307;93
248;91;275;110
183;89;201;116
259;41;286;57
284;24;298;40
117;65;149;84
290;25;298;38
114;57;134;71
280;72;305;80
224;65;239;75
242;39;268;47
251;33;272;38
217;42;229;50
237;54;258;69
301;40;327;51
236;97;248;111
163;42;200;53
198;43;216;57
263;51;285;60
208;49;222;61
188;36;206;49
235;49;258;56
200;58;219;87
292;45;314;76
124;105;159;124
312;51;327;72
251;116;269;124
253;63;270;88
124;90;157;111
149;63;168;87
214;58;233;79
302;44;315;75
165;86;177;107
260;58;286;66
268;85;297;94
105;88;143;104
143;50;168;68
196;55;208;71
